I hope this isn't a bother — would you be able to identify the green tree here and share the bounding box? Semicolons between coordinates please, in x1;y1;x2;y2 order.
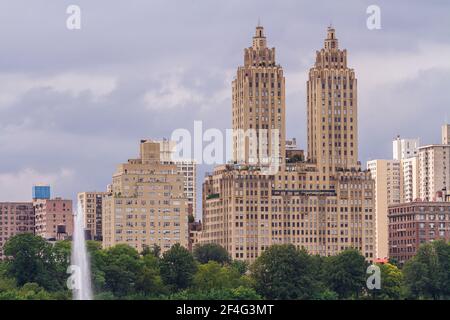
432;240;450;298
193;261;246;292
86;240;103;252
52;240;71;288
16;283;54;300
193;243;230;265
135;254;167;296
151;244;161;258
0;272;16;292
166;286;262;300
322;248;368;299
3;233;64;291
371;263;403;300
403;240;450;299
230;260;249;275
87;240;107;292
308;254;337;299
229;286;262;300
102;244;142;297
251;244;317;299
160;244;197;291
142;244;161;258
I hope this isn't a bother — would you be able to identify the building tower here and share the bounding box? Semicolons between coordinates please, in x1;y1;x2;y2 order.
102;140;189;253
393;136;420;161
202;25;375;262
0;202;34;259
442;124;450;145
232;25;286;166
367;160;401;258
307;26;358;175
77;191;107;241
157;139;197;218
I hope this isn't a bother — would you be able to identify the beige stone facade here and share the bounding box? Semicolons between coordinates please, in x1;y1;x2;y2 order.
201;26;375;262
203;164;374;261
232;25;285;166
102;140;189;253
77;191;107;241
367;160;401;259
188;221;202;252
307;27;358;173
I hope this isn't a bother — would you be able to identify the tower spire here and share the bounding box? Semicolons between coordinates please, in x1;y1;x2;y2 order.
253;23;266;49
324;25;338;49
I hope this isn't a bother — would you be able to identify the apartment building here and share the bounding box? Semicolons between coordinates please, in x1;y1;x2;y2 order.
188;220;202;252
442;124;450;145
0;202;34;259
388;192;450;264
390;137;420;204
102;140;189;253
418;144;450;201
33;197;73;240
286;138;305;163
232;24;286;166
158;139;197;218
201;26;375;262
400;156;419;203
367;160;401;259
77;192;106;241
393;136;419;161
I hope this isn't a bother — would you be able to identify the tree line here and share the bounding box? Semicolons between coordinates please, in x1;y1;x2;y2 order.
0;233;449;300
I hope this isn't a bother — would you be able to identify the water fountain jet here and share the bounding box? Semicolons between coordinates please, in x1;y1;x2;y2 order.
71;200;93;300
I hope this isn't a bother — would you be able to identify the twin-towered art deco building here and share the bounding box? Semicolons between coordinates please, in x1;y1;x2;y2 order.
202;26;375;261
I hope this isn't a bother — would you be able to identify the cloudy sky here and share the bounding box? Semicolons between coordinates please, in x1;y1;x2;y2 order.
1;0;449;216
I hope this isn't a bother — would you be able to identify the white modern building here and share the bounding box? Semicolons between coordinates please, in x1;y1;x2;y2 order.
400;156;419;203
393;136;420;161
442;124;450;145
392;136;420;203
418;144;450;201
157;139;197;218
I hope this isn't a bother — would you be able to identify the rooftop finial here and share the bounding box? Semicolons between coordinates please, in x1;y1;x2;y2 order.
324;24;338;49
253;23;266;49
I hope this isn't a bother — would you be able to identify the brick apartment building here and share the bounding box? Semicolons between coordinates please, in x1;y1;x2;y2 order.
388;191;450;264
0;202;34;259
